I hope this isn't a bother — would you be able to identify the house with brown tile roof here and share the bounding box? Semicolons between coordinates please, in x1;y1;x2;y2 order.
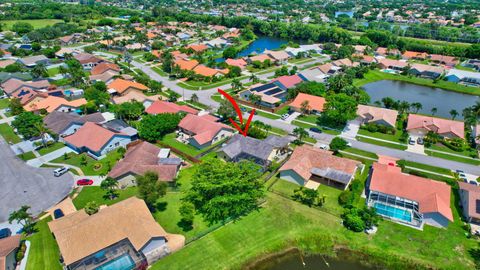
24;96;87;113
248;54;272;64
107;78;149;95
1;78;50;96
0;235;21;270
331;58;359;68
146;100;198;115
178;114;234;149
357;105;398;128
366;162;453;229
109;141;182;187
64;122;134;159
265;50;290;65
48;197;185;269
10;88;48;106
43;111;106;138
290;93;325;114
90;62;120;76
279;145;361;190
174;59;199;71
89;70;117;84
406;114;464;139
74;53;104;70
378;59;408;71
112;91;161;108
458;181;480;225
0;59;15;69
428;54;458;67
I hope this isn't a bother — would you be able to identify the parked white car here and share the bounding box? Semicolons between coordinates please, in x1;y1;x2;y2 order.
53;167;69;177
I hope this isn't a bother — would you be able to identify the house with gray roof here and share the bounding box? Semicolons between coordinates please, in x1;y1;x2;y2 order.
446;69;480;86
43;111;106;138
17;55;49;68
217;134;291;170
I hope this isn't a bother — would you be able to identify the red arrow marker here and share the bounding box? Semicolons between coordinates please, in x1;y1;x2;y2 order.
218;88;255;137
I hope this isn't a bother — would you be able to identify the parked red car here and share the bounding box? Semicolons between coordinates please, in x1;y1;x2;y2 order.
76;179;94;186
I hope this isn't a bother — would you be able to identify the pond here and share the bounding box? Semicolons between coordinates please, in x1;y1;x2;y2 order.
253;251;378;270
335;11;354;18
362;80;479;119
215;36;288;63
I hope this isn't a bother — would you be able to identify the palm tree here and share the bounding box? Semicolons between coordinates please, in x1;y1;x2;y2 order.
264;123;272;135
58;65;68;78
449;109;459;120
34;123;50;148
300;100;310;115
231;78;242;91
410;102;422;113
123;51;132;68
100;177;119;200
249;94;262;106
31;63;48;79
249;73;259;83
431;107;438;116
293;127;308;141
190;93;199;103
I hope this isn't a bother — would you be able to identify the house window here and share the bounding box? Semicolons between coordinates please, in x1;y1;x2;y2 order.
115;142;120;147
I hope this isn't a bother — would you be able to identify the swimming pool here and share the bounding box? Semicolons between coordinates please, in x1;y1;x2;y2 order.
95;254;135;270
374;202;412;223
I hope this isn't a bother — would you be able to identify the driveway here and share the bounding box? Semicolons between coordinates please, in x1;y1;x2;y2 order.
0;138;74;222
283;112;300;124
10;141;35;155
72;175;105;187
340;118;361;139
406;133;425;155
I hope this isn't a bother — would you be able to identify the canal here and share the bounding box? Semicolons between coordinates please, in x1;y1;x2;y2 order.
362;80;479;119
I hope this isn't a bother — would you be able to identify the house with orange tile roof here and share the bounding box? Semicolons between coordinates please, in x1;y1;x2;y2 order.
406;114;464;139
279;145;361;190
107;78;149;95
377;59;408;71
458;181;480;225
186;44;208;53
290;93;325;114
64;122;134;159
24;96;87;113
366;162;453;229
90;62;120;76
357;105;398;128
193;65;228;78
247;54;273;64
146;100;198;115
174;59;199;71
402;51;428;60
428;54;458;67
225;58;248;70
0;235;21;270
11;88;48;105
178;114;234;149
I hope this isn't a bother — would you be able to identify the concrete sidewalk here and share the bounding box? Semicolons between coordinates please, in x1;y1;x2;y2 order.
27;147;74;168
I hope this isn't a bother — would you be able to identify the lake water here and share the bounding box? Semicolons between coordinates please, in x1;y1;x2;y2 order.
254;252;378;270
362;80;479;119
215;36;288;63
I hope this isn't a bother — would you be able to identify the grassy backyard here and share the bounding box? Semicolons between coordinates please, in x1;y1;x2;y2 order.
47;67;60;77
353;70;480;96
158;132;225;157
26;217;62;270
0;123;21;143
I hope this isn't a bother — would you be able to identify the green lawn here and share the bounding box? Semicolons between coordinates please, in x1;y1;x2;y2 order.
0;99;10;109
296;114;319;124
425;150;480;166
177;76;249;90
37;142;66;156
47;67;60;77
291;120;341;135
0;123;21;144
151;189;475;270
353;70;480;96
152;67;169;76
72;186;138;209
399;160;452;175
357;128;406;143
50;150;124;175
356;136;408;150
26;217;62;270
1;19;63;30
428;144;478;159
159;133;203;156
17;151;36;161
454;64;476;72
342;147;379;160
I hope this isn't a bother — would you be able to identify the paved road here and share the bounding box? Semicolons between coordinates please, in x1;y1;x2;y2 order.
0;138;74;222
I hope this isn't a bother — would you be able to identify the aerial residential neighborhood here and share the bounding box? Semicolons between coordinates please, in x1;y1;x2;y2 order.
0;0;480;270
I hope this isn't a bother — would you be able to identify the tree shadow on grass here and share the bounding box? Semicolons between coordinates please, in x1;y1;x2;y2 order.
155;201;168;212
177;219;193;232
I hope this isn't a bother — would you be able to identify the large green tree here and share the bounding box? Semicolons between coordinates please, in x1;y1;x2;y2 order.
112;101;145;121
11;112;43;140
184;159;265;224
138;113;182;142
136;171;168;209
321;93;358;127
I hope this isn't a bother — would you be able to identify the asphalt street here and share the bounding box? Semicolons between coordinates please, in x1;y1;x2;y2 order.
0;138;74;222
